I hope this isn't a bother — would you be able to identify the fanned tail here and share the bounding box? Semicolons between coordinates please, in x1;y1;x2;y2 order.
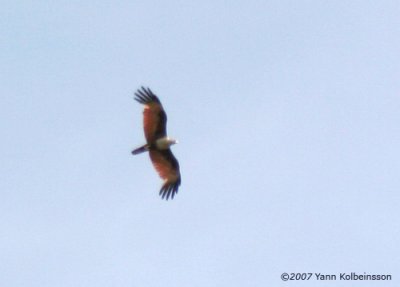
131;144;149;155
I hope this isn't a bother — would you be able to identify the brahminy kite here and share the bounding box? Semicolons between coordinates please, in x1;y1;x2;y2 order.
132;87;181;200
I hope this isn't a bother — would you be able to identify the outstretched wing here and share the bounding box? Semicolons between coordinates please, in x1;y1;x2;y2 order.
149;149;181;200
134;87;167;143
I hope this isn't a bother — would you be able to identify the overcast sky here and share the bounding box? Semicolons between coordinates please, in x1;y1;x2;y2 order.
1;1;399;286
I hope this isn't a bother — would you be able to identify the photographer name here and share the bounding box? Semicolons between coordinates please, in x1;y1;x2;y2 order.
315;272;392;281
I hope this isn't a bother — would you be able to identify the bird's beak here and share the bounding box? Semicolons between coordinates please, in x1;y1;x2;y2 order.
175;140;179;144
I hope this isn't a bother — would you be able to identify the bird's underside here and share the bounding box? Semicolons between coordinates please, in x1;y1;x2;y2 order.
132;87;181;200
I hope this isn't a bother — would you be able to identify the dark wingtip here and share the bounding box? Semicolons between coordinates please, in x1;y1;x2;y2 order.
134;86;160;104
159;181;180;200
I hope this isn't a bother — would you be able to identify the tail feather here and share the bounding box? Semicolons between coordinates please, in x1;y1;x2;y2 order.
131;144;149;155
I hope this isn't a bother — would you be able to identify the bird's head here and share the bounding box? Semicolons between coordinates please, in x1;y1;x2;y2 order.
167;137;179;146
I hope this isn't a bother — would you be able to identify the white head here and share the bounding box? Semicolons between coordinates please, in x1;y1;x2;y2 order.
156;136;179;150
166;137;179;145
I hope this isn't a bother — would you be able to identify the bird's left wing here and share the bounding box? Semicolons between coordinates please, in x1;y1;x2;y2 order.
149;149;181;200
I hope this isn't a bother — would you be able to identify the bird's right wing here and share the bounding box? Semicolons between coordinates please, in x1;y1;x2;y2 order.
134;87;167;143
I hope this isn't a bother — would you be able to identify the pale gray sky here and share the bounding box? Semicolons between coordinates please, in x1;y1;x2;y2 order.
1;1;399;286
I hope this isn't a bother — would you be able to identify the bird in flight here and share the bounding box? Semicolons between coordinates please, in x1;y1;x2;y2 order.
132;87;181;200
